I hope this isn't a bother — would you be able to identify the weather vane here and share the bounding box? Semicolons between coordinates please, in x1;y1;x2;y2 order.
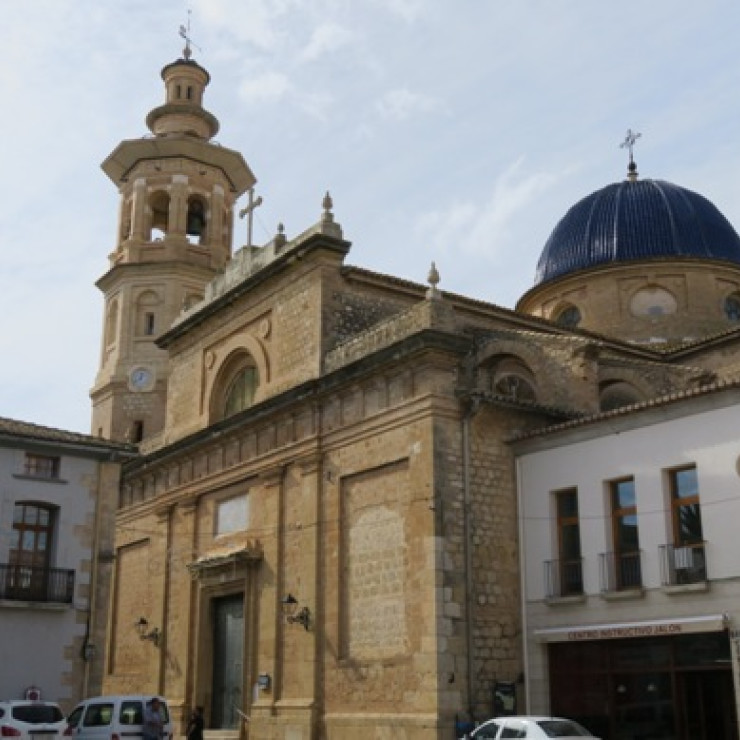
620;129;641;181
179;9;201;60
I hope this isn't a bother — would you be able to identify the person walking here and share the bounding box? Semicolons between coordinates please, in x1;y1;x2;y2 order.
186;706;204;740
142;698;164;740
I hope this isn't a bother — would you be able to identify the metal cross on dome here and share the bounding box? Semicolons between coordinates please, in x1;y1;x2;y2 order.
620;129;642;164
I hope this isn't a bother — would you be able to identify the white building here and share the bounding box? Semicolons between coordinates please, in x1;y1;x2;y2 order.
514;380;740;740
0;418;132;710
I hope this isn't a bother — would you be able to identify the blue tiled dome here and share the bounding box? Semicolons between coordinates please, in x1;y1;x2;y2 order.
534;179;740;285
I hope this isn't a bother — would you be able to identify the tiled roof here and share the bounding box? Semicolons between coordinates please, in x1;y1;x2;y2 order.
535;179;740;285
508;375;740;443
0;416;134;453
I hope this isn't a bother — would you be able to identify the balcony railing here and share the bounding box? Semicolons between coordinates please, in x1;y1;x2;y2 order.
0;564;75;604
659;542;707;586
599;550;642;592
544;558;583;598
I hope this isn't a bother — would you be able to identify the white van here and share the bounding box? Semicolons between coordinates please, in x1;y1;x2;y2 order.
64;696;172;740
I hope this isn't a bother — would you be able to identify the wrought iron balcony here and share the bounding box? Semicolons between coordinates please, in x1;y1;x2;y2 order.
599;550;643;592
659;542;707;586
0;564;75;604
544;557;584;598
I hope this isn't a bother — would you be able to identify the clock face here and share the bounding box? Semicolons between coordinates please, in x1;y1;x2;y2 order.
130;367;153;390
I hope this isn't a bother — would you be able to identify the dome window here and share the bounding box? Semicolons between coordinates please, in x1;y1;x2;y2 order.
554;305;581;328
630;287;677;317
724;294;740;321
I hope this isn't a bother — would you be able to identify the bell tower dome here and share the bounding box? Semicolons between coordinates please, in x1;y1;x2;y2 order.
91;48;255;443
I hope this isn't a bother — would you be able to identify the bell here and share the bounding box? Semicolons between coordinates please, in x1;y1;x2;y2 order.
186;203;205;236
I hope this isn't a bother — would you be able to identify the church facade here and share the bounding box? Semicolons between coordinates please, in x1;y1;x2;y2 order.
94;49;740;740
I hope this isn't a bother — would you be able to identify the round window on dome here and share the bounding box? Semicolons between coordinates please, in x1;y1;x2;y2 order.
554;304;581;328
630;287;677;317
724;293;740;321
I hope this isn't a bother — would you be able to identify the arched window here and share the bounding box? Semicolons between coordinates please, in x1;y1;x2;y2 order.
724;293;740;321
630;286;677;317
487;355;538;403
186;197;207;243
224;366;259;418
149;192;170;240
182;293;203;311
599;381;643;412
493;374;537;402
104;298;119;348
554;304;582;328
214;352;260;421
135;290;160;336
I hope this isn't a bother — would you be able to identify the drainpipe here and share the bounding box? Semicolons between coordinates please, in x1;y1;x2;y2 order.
462;396;481;721
82;461;108;698
515;456;530;712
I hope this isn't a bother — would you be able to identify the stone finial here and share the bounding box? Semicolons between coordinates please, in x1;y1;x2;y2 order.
322;191;334;223
274;222;287;250
426;261;441;300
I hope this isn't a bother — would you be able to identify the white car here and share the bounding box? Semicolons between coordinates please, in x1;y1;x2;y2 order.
465;716;598;740
0;700;66;740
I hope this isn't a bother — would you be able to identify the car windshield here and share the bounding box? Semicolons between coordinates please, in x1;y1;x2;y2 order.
12;705;64;724
537;720;594;738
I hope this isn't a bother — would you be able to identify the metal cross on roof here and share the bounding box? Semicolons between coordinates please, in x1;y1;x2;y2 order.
239;188;264;247
179;9;201;60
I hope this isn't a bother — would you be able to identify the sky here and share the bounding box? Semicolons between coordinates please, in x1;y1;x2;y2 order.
2;0;740;434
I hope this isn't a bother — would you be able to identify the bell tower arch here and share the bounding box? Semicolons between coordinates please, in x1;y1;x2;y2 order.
91;50;255;443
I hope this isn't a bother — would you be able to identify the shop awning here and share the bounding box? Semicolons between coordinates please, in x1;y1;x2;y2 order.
534;614;728;643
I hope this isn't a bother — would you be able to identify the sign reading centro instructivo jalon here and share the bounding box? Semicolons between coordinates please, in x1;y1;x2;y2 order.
534;614;728;643
567;623;682;641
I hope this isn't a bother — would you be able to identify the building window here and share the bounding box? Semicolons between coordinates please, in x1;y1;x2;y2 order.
554;304;581;328
223;365;259;419
215;494;249;536
186;197;206;241
724;294;740;321
488;356;538;403
554;488;582;596
599;381;643;412
131;421;144;443
610;478;641;589
8;503;54;599
493;374;537;402
667;465;706;584
23;454;60;479
135;290;160;336
148;191;170;240
670;466;703;545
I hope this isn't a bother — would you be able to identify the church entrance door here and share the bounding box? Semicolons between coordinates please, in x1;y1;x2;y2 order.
211;594;244;729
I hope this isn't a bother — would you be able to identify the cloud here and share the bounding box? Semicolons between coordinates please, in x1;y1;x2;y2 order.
374;0;425;23
194;0;299;51
238;71;291;103
414;159;564;260
376;88;443;121
300;22;353;61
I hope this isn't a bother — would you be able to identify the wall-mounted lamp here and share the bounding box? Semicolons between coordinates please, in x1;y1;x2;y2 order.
281;594;311;631
82;641;97;662
135;617;161;647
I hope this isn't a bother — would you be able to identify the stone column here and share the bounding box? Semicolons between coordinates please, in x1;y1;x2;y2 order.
131;178;149;241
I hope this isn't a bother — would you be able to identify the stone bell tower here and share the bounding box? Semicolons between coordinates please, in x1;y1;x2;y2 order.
91;46;255;443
